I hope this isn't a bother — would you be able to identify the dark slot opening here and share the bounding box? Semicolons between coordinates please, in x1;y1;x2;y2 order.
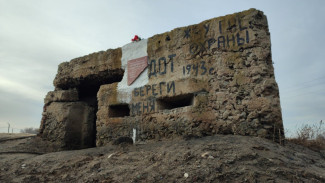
109;104;130;118
77;85;100;148
72;71;124;149
157;93;194;110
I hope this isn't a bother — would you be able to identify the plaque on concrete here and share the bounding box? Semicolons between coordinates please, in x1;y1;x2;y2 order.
127;56;148;85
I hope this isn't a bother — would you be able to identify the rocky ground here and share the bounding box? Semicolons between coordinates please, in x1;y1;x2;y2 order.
0;133;325;183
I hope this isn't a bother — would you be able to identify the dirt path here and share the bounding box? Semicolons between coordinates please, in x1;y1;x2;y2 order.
1;134;325;182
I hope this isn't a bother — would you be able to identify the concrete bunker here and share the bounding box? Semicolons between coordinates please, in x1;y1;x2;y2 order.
39;9;285;150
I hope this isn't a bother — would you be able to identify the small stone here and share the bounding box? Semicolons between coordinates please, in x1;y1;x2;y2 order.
184;173;189;178
107;153;116;159
257;129;268;137
201;152;214;159
223;111;231;119
201;152;209;158
240;112;246;118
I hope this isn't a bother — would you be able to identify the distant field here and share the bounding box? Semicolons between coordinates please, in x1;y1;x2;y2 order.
0;133;36;141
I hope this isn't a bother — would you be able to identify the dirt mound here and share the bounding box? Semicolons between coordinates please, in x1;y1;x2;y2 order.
0;134;324;182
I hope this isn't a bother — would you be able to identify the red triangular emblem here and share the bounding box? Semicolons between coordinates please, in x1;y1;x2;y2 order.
127;56;148;85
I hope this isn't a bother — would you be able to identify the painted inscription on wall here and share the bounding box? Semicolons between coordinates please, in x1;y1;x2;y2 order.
130;81;175;115
130;16;251;116
189;16;250;57
148;54;176;78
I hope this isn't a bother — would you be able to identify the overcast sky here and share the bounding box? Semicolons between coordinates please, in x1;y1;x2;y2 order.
0;0;324;136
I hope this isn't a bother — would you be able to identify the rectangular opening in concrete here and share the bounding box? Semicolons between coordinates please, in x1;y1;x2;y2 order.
157;93;194;110
75;71;124;149
109;104;130;118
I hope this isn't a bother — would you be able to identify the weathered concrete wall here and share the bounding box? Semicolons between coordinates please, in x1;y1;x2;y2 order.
40;101;96;149
39;8;284;149
39;49;124;149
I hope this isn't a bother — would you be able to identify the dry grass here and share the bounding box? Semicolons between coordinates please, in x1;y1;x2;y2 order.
20;127;39;134
287;120;325;151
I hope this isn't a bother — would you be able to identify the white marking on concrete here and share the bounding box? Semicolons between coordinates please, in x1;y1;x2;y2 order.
117;39;148;103
132;128;136;144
